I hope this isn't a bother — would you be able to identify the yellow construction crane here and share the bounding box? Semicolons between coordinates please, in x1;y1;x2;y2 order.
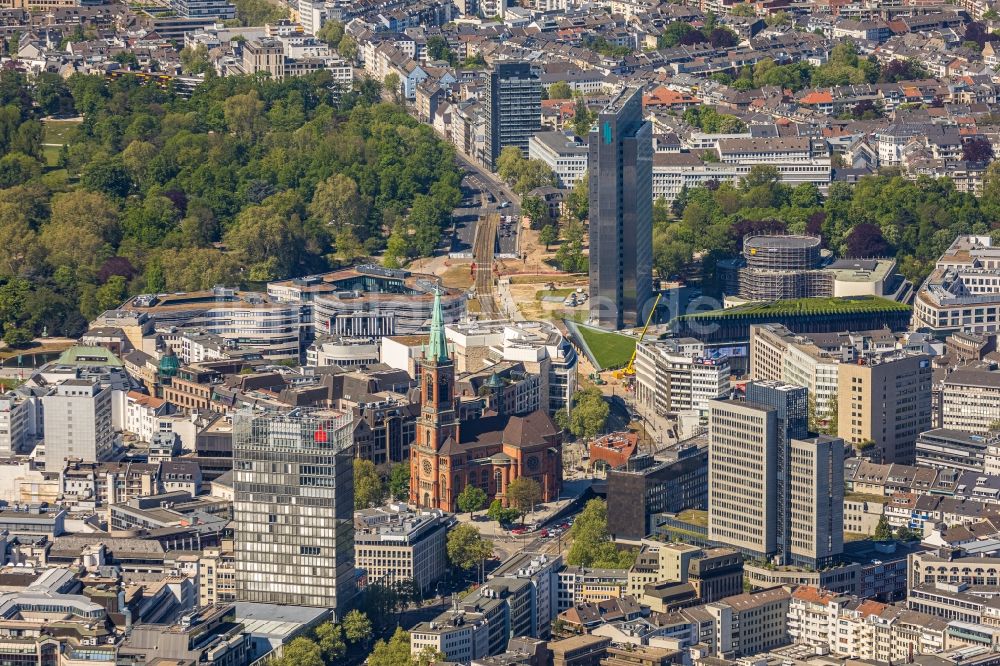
618;292;662;378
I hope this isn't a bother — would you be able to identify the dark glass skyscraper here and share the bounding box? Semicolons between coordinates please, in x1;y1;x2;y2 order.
485;62;541;169
588;87;653;329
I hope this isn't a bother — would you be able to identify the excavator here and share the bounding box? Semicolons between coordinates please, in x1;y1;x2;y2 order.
614;292;662;379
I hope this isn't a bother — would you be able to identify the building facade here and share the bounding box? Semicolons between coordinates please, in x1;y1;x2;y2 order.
708;399;778;560
837;352;932;464
354;504;450;593
233;408;356;615
485;62;541;169
42;380;114;471
410;293;562;512
588;87;653;330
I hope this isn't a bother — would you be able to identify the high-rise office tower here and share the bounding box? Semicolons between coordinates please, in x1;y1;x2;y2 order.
485;62;541;169
709;383;845;568
588;87;653;329
745;380;807;563
708;399;778;559
233;408;356;614
837;352;932;464
789;435;844;567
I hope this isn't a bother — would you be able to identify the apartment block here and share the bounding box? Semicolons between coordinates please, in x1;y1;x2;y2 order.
706;587;792;659
914;235;1000;336
528;131;588;187
838;352;932;464
789;435;845;568
0;391;32;455
606;446;708;541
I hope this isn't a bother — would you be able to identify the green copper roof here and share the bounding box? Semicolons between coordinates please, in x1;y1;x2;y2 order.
159;350;180;377
427;288;449;363
485;371;503;389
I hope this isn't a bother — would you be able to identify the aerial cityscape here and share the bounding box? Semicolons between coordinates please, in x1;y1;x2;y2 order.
3;0;1000;664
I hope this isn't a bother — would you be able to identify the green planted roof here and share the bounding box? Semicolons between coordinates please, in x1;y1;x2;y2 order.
678;296;911;321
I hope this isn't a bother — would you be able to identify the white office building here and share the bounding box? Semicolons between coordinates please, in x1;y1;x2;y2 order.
634;339;730;419
42;380;114;471
527;131;588;188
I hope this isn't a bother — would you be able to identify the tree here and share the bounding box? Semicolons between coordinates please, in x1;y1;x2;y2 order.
354;458;386;509
94;276;128;313
309;173;369;230
223;90;266;141
521;195;548;228
3;326;32;348
367;628;436;666
338;34;358;61
548;81;573;99
341;609;373;645
383;72;401;103
565;173;589;221
316;21;345;49
486;498;519;524
496;146;526;184
274;637;323;666
566;499;636;568
425;35;454;63
505;477;542;519
447;523;493;582
233;0;288;25
179;44;213;75
572;97;594;138
963;136;994;165
874;515;893;542
658;22;695;48
895;525;919;542
539;224;558;250
765;10;791;26
559;387;609;439
314;622;346;663
0;153;39;188
456;484;488;517
388;462;410;500
845;222;890;258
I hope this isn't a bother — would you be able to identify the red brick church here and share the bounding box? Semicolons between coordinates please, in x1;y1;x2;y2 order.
409;292;562;513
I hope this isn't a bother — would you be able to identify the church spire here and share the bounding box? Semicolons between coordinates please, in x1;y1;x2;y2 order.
427;287;449;363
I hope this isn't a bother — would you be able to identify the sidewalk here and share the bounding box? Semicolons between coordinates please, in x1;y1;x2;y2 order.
454;477;592;534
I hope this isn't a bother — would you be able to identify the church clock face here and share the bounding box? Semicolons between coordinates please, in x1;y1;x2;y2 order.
422;460;433;476
526;456;539;471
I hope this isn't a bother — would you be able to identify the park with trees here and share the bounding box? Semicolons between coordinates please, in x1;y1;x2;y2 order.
655;162;1000;292
0;69;462;346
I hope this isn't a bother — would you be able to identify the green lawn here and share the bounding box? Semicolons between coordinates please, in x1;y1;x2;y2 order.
42;144;62;167
42;119;81;168
681;295;910;320
577;325;635;369
43;119;81;144
676;509;709;527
